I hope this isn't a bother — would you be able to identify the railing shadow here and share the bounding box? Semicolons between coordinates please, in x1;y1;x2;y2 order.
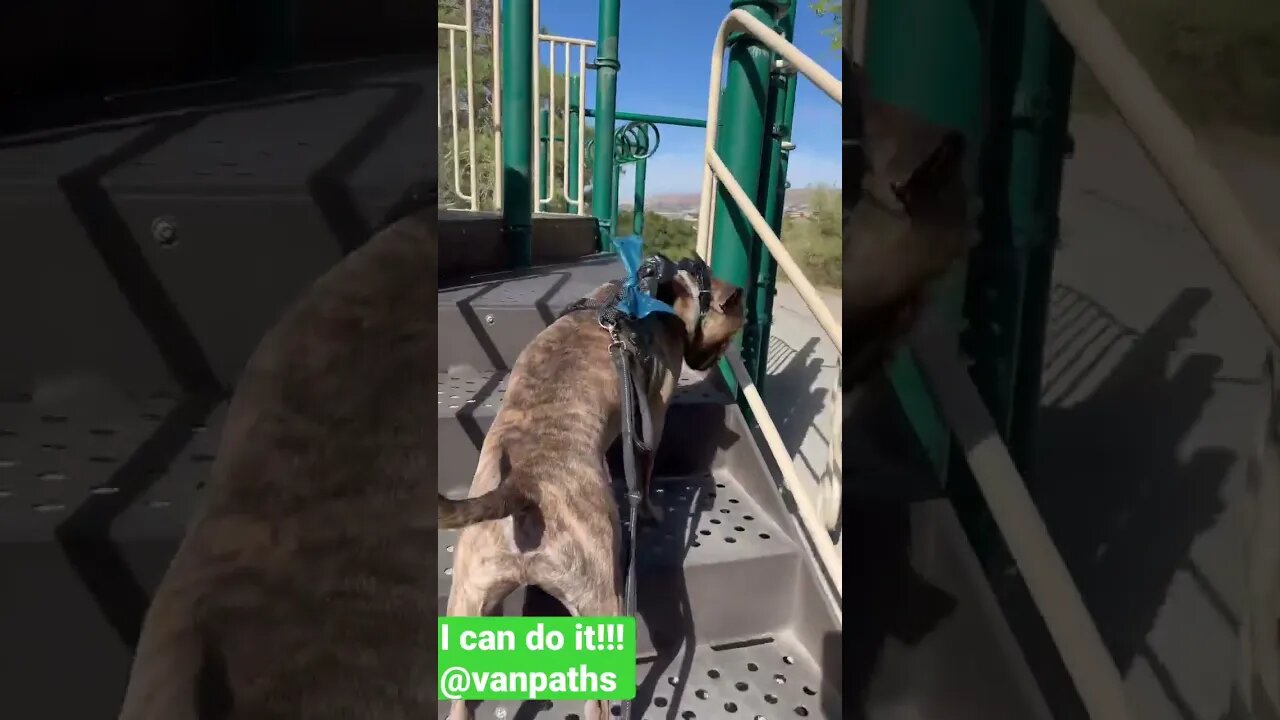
993;284;1234;719
762;335;833;485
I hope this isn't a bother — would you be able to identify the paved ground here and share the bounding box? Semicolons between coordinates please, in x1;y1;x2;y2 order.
1005;114;1280;720
761;281;843;552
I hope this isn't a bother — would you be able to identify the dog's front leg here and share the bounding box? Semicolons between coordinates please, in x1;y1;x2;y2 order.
637;402;665;526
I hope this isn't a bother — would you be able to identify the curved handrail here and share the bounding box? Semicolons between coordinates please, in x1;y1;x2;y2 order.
911;328;1134;720
695;9;844;599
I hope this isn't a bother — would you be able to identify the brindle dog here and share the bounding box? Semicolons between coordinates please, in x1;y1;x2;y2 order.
844;57;972;390
440;267;744;720
117;206;439;720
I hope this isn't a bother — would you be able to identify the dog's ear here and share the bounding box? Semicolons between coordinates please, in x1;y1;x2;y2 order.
712;281;743;317
892;131;966;212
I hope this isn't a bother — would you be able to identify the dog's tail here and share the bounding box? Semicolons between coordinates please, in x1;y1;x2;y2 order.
438;481;535;529
440;442;537;529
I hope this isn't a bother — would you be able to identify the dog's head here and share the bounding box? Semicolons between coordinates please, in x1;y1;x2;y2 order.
845;56;972;308
654;259;745;371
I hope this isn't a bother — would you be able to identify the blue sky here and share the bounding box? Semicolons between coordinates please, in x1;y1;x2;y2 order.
538;0;842;196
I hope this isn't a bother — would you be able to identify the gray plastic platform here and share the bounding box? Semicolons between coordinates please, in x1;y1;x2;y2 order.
0;386;225;715
0;59;433;717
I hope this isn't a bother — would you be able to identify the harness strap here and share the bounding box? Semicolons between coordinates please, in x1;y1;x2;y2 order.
558;264;692;720
610;343;643;720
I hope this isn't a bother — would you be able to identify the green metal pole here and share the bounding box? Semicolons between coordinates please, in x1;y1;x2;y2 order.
539;106;550;213
709;0;783;396
612;163;622;237
962;2;1075;478
748;0;798;393
592;0;622;251
633;158;647;236
864;0;983;520
586;109;707;128
501;0;534;266
568;75;581;213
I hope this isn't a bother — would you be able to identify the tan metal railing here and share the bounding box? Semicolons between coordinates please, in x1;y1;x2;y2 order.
695;9;844;602
439;0;594;214
438;2;479;210
983;2;1280;718
1040;0;1280;345
533;20;593;215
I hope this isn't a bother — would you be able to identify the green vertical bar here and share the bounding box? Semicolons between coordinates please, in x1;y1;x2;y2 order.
962;1;1074;477
710;0;783;396
592;0;622;251
749;0;798;393
612;163;622;238
633;158;647;236
501;0;534;267
568;75;581;213
539;106;550;213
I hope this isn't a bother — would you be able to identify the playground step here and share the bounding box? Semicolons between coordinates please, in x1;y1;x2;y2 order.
435;627;842;720
0;64;431;394
435;358;841;716
0;387;225;717
853;500;1054;720
438;254;627;373
436;256;841;717
437;467;803;657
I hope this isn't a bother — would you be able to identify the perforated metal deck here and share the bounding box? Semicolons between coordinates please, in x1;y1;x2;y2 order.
0;386;227;715
436;329;840;719
0;390;223;542
435;631;838;720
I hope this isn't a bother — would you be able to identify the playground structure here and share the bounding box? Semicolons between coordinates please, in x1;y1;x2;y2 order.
0;0;1273;715
438;0;848;718
444;0;1280;718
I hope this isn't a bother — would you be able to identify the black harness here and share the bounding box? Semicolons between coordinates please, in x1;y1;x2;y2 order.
558;254;713;720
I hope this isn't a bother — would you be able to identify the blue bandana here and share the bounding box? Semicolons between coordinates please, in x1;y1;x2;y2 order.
612;235;677;320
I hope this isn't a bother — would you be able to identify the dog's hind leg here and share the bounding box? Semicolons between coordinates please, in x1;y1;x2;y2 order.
446;549;520;720
552;571;623;720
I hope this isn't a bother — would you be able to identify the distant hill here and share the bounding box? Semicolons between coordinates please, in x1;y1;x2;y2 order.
624;185;839;212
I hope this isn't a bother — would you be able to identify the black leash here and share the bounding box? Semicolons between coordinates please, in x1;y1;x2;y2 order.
600;311;647;720
559;254;715;720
